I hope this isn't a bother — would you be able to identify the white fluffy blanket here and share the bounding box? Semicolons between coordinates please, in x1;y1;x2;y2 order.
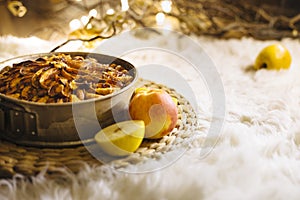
1;34;300;200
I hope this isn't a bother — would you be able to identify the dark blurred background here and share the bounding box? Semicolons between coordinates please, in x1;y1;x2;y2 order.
0;0;300;40
0;0;112;40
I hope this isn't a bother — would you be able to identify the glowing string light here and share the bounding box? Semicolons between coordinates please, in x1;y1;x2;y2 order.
89;9;98;17
106;8;115;15
86;24;92;29
156;12;165;26
81;16;89;25
161;0;172;13
69;19;81;31
121;0;129;11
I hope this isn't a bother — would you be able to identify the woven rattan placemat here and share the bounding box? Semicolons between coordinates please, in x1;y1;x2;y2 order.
0;80;199;179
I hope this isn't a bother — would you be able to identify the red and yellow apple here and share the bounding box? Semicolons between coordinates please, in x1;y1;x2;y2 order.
129;87;178;139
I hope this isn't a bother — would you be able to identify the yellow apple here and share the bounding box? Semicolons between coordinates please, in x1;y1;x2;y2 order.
94;120;145;157
254;44;292;70
129;88;178;139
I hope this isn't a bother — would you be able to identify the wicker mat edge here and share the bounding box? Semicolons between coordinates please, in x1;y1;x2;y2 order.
0;80;199;179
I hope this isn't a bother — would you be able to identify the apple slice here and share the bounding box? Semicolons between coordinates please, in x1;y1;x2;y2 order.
94;120;145;157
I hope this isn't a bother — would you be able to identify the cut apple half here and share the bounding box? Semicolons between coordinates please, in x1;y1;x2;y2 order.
94;120;145;157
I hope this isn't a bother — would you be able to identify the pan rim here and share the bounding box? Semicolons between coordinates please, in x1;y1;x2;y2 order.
0;52;138;107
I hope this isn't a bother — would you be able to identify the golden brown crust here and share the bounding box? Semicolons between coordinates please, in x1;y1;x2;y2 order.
0;54;133;103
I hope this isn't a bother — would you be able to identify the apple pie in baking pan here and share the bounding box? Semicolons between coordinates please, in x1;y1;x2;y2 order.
0;53;134;103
